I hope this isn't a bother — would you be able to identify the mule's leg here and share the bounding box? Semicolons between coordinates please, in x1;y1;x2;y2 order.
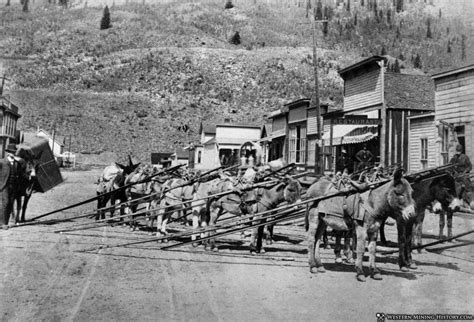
343;230;355;264
447;210;453;240
156;208;165;240
355;223;367;282
256;225;265;253
265;223;274;245
397;219;410;271
413;210;425;252
249;216;260;254
307;208;320;273
207;206;220;251
439;211;445;239
20;194;30;223
14;196;20;224
379;219;387;245
405;219;417;269
368;230;382;280
191;207;201;246
334;231;343;264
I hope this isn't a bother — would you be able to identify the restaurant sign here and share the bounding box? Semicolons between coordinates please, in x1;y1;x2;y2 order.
332;118;381;125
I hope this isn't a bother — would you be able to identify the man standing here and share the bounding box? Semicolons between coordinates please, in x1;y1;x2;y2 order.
355;144;373;172
0;144;19;229
336;149;352;173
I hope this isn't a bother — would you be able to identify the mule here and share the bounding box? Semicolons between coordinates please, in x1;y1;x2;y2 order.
248;178;302;254
124;164;155;230
154;177;195;240
191;176;242;250
96;157;140;221
12;146;41;224
306;168;416;282
379;173;462;247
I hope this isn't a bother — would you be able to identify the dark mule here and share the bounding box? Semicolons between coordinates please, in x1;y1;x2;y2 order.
379;172;462;247
248;178;302;254
124;164;154;231
96;157;140;221
306;168;416;281
12;146;41;224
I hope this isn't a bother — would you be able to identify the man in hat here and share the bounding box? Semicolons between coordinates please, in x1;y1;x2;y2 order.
0;144;20;229
355;144;373;172
336;149;352;174
450;143;472;175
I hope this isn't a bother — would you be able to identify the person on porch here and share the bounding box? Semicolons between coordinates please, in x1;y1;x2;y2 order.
355;144;373;172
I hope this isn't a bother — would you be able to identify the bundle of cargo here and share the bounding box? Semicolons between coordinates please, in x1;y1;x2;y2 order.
19;137;63;193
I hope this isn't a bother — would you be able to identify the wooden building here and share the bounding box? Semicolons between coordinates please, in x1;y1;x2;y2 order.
0;96;21;157
432;64;474;166
322;56;434;173
189;121;261;170
407;113;438;172
266;99;329;172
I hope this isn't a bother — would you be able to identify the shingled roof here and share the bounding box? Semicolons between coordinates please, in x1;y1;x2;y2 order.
384;73;434;111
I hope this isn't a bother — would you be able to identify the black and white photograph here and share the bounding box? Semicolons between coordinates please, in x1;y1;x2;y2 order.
0;0;473;320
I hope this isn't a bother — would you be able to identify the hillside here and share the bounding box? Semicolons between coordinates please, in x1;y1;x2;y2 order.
0;0;472;162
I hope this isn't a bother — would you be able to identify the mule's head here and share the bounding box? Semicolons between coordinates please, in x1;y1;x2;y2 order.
387;168;416;221
430;174;463;212
282;177;302;205
16;146;40;181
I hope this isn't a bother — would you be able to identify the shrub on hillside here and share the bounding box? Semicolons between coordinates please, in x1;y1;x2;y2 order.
229;31;241;45
100;6;111;30
224;1;234;9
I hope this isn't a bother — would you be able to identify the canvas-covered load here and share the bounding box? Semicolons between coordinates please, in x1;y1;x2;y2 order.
19;137;63;193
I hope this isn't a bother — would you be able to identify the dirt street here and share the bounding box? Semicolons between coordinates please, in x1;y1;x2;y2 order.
0;169;473;321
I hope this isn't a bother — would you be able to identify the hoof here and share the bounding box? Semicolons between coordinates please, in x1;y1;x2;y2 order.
371;271;383;280
324;244;331;250
356;274;366;282
310;266;318;274
335;257;343;264
408;263;417;270
400;266;409;272
192;242;199;248
260;248;266;254
317;266;326;273
211;247;219;252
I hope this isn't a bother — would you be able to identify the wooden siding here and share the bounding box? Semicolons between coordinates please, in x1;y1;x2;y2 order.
272;115;287;133
344;69;382;112
434;72;474;124
289;105;306;123
434;69;474;166
408;116;437;172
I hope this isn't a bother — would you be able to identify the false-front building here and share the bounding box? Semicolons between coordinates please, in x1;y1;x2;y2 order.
0;96;21;157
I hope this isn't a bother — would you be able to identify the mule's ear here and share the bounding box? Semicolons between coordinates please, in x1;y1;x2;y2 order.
128;155;134;167
393;167;405;185
115;162;126;170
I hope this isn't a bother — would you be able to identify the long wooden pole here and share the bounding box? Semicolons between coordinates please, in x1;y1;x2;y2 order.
27;163;186;222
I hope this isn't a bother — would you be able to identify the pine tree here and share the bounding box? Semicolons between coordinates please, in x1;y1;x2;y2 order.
387;8;392;25
354;13;358;26
414;53;422;68
438;8;442;18
322;21;329;36
6;0;10;6
22;0;28;12
396;27;401;38
426;18;432;38
224;0;234;9
346;0;351;12
393;59;400;73
360;0;364;6
461;34;466;60
381;46;387;55
447;40;452;53
100;5;111;30
316;0;323;20
230;31;241;45
396;0;403;13
398;53;404;61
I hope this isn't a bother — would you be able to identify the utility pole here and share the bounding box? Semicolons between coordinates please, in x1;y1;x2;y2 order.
300;16;327;175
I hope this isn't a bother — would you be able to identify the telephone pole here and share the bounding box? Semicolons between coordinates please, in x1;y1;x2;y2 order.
300;16;327;175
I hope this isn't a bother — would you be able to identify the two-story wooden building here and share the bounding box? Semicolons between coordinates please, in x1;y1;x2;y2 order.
322;55;434;173
0;96;21;157
265;98;330;172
